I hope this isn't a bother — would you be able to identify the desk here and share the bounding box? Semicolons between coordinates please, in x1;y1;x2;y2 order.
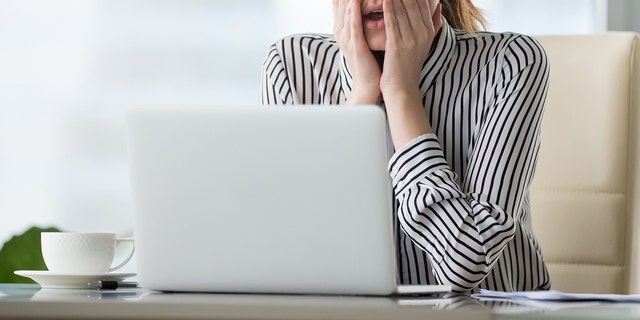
2;284;640;320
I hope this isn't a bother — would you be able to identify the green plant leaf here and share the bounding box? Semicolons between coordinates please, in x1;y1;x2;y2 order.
0;226;62;283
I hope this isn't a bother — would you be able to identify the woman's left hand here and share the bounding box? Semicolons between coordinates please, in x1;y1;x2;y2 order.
380;0;442;148
380;0;441;101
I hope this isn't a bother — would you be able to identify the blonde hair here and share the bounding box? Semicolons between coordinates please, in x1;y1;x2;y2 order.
440;0;487;32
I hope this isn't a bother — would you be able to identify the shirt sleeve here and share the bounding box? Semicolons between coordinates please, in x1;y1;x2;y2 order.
260;43;294;105
389;35;550;292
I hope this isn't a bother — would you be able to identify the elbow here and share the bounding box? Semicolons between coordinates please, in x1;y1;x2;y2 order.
436;259;494;293
435;232;516;293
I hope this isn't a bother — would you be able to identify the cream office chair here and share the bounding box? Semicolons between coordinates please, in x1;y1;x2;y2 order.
531;33;640;294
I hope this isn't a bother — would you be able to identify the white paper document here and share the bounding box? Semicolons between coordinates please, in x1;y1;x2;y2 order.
473;289;640;303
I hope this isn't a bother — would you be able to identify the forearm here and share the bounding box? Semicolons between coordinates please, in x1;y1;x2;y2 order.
389;135;517;292
384;90;433;149
397;186;516;291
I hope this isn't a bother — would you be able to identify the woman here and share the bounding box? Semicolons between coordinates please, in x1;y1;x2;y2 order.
261;0;550;293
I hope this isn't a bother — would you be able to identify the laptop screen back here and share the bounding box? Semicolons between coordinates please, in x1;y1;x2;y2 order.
127;105;397;295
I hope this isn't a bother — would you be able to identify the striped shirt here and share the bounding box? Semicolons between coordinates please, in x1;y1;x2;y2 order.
260;20;551;293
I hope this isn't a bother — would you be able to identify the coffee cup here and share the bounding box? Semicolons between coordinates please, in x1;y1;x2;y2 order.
41;232;135;274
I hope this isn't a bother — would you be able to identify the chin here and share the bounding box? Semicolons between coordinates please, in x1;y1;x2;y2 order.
368;41;385;51
365;33;386;51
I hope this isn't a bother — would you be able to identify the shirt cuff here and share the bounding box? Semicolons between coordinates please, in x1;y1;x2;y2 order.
388;133;450;196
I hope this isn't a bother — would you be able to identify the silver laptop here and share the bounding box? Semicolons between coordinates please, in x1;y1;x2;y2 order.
127;105;450;296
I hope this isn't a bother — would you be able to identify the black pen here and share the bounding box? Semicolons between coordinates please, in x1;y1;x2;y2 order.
87;281;138;290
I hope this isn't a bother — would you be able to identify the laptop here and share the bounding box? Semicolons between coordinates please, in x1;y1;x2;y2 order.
127;105;450;296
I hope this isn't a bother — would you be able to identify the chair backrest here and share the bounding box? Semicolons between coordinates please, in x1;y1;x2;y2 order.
531;33;640;294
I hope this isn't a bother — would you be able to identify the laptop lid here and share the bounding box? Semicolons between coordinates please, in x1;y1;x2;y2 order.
127;105;401;295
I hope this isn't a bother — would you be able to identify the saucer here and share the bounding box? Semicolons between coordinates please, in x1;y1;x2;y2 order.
14;270;136;289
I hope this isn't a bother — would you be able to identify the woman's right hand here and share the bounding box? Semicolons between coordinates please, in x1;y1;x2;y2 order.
333;0;382;105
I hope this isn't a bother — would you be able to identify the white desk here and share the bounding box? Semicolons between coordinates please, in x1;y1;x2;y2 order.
3;284;640;320
0;284;488;320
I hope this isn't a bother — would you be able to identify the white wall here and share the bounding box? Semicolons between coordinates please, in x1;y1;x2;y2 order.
0;0;277;243
475;0;607;34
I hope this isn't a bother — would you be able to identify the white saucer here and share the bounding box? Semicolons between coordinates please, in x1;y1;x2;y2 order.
14;270;136;289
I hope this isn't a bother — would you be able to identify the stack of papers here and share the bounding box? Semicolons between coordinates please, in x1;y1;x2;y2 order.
474;289;640;303
472;289;640;311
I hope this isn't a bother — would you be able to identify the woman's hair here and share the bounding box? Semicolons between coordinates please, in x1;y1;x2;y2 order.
440;0;486;32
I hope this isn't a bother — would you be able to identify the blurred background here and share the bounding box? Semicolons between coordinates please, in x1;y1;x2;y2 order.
0;0;638;273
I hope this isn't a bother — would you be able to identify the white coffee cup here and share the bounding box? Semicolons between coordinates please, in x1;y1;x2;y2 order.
41;232;135;274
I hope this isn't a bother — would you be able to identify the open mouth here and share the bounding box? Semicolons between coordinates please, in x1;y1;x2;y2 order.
365;10;384;21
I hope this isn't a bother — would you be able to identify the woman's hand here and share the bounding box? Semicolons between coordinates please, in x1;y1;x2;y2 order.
380;0;441;102
333;0;382;105
380;0;442;149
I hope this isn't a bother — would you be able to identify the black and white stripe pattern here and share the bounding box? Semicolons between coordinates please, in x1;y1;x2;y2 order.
261;20;551;293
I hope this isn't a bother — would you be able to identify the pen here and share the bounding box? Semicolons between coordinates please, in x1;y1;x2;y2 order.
87;280;138;290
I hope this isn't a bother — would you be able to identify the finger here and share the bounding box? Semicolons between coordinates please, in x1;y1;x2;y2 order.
344;0;354;39
349;0;364;41
432;3;443;31
333;0;346;36
402;0;425;31
417;0;433;30
383;0;400;41
393;0;413;40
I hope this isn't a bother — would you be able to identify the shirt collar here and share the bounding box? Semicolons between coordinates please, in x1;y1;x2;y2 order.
338;19;457;101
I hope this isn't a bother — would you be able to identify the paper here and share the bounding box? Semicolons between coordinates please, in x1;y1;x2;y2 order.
473;289;640;303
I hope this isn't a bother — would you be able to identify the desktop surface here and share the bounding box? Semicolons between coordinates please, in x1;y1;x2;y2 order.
0;284;484;320
2;284;640;320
